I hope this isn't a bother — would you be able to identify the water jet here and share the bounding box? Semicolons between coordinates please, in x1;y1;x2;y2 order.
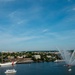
57;48;75;71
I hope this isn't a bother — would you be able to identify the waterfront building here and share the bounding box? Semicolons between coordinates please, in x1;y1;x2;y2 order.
47;55;52;58
33;55;41;59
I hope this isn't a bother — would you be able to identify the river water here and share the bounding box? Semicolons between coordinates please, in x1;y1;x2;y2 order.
0;62;75;75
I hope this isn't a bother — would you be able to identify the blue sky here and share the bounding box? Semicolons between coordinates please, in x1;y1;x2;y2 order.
0;0;75;51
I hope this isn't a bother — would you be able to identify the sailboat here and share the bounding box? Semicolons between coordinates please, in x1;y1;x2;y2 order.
0;52;17;67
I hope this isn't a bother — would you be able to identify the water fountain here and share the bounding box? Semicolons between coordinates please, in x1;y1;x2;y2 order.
58;49;75;71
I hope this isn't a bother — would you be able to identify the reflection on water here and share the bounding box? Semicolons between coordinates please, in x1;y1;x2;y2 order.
6;73;16;75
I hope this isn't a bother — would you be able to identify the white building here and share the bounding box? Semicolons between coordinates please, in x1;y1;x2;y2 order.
33;55;41;59
8;56;15;59
47;55;52;58
17;55;26;58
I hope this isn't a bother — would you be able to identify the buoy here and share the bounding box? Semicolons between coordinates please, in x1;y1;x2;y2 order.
68;69;72;71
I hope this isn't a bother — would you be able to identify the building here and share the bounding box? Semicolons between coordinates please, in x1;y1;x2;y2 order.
46;55;52;58
33;55;41;59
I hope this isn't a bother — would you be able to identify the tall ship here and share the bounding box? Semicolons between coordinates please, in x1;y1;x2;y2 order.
0;61;17;67
0;52;17;67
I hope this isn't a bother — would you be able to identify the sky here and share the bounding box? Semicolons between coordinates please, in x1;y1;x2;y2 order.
0;0;75;51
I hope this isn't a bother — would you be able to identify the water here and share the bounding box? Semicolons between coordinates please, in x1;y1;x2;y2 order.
0;62;75;75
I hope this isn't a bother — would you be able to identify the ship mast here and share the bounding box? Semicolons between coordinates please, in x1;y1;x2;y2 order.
2;52;3;63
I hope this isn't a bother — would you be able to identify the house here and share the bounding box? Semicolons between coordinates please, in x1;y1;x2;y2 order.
17;56;23;59
47;55;52;58
33;55;41;59
8;56;15;59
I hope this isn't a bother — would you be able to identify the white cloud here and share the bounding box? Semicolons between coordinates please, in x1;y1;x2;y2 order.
72;8;75;10
0;0;15;2
8;10;21;24
0;27;42;45
8;4;43;23
0;33;39;44
17;19;28;25
45;29;75;41
42;29;48;33
68;0;71;2
0;26;7;31
9;11;17;18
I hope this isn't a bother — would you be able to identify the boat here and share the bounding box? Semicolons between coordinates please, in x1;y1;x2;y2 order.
5;69;16;74
0;52;17;67
68;68;72;71
54;60;64;62
0;61;17;67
